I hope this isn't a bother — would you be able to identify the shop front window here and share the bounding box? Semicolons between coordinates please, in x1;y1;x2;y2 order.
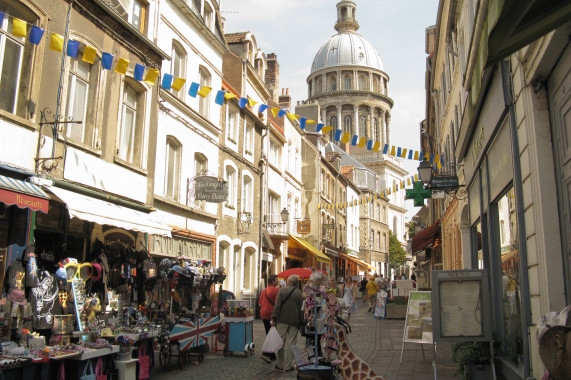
496;187;522;367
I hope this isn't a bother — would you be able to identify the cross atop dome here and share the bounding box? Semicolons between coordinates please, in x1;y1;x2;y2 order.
334;0;360;33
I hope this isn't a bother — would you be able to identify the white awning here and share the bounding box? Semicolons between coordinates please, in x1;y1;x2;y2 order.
46;186;171;237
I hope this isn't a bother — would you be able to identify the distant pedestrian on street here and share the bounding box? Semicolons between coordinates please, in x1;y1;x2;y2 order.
271;275;304;372
366;276;379;312
259;274;279;363
341;276;357;322
360;276;368;302
329;276;340;296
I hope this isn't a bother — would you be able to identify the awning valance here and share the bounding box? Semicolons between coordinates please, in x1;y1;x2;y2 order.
288;235;331;263
46;186;172;237
412;220;441;254
0;175;49;213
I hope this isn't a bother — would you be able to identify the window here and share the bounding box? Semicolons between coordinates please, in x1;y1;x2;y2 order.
358;75;367;90
269;140;281;167
203;2;213;30
194;153;207;208
242;175;252;213
295;197;299;220
65;52;100;147
373;117;379;142
225;165;236;209
165;137;181;201
244;121;253;156
383;233;387;251
377;231;381;250
328;76;336;91
226;107;238;144
171;42;186;98
118;80;145;167
118;0;146;32
393;216;398;237
198;66;211;118
343;115;352;134
0;4;36;117
330;116;337;129
316;78;322;94
359;115;367;138
344;75;352;90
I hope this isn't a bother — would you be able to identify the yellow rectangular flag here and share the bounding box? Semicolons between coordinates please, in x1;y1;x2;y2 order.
435;154;442;169
341;132;351;143
372;141;381;152
12;18;28;38
197;86;212;97
49;33;64;52
401;148;408;158
82;46;97;64
414;151;419;160
390;146;396;156
321;126;334;134
171;77;186;91
358;137;367;148
414;174;419;181
144;68;159;84
306;119;317;125
224;92;237;99
115;58;130;75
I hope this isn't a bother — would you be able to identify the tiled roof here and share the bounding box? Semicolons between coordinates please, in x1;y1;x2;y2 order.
225;32;248;44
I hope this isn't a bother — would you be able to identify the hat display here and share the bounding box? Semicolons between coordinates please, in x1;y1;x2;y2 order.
536;305;571;343
91;263;102;282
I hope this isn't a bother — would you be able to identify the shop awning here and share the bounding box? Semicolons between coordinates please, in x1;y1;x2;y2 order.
0;174;49;213
46;186;172;237
354;258;376;271
288;235;331;263
412;220;441;254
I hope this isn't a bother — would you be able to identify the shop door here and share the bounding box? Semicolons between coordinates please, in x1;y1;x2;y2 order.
548;44;571;302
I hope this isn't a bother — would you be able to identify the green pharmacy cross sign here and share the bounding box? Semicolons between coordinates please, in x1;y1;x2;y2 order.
406;182;432;206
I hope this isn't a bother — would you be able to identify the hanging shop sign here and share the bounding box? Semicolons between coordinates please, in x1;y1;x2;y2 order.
194;176;228;203
150;235;211;260
297;219;311;234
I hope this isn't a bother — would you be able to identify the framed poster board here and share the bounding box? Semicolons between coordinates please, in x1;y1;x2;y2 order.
403;291;433;344
432;270;491;342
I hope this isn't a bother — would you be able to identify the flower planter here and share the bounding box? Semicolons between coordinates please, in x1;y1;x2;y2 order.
385;304;407;319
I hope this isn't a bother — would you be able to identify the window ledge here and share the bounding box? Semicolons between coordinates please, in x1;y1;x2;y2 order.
59;138;102;157
113;156;148;176
0;110;36;131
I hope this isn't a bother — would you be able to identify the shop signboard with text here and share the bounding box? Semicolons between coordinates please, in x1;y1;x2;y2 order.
194;176;228;203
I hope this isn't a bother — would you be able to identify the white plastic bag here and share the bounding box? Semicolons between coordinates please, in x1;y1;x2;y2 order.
261;326;284;353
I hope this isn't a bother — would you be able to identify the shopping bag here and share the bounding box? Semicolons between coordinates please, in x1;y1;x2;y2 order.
261;326;283;353
95;358;107;380
138;343;150;380
80;360;96;380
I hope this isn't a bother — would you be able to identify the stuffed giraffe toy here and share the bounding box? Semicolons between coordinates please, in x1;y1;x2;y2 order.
333;322;386;380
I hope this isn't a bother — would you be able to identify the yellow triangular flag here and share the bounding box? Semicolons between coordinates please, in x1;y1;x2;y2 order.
321;126;334;134
224;92;237;99
248;98;257;107
144;68;160;84
49;33;64;52
286;113;300;121
414;174;419;181
372;141;381;152
82;46;97;64
197;86;212;97
12;18;27;38
390;146;396;156
341;132;351;143
115;58;130;75
374;193;378;200
407;178;411;186
435;154;442;169
306;119;317;125
171;77;186;91
270;107;280;117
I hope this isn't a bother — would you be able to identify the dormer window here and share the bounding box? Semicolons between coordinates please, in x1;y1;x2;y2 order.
118;0;146;33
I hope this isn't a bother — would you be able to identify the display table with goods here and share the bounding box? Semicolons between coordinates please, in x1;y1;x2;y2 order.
221;300;254;357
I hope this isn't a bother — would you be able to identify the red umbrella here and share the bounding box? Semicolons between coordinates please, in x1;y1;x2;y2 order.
277;267;327;280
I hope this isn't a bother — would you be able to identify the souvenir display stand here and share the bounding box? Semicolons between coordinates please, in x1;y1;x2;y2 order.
0;238;227;379
222;300;254;357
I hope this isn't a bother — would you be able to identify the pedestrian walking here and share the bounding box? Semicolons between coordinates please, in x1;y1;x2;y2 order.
360;276;368;303
341;276;357;321
271;275;304;372
259;274;279;363
366;276;379;312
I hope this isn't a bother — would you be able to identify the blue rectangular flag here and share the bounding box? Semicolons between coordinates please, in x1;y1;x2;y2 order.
238;97;248;108
299;117;307;130
367;140;373;150
334;129;342;141
383;144;389;154
0;12;4;27
316;123;324;132
134;64;145;81
351;135;358;146
277;109;287;117
101;52;113;70
215;90;225;106
67;40;80;58
408;150;414;159
188;82;200;97
397;147;402;157
161;74;173;90
29;26;45;45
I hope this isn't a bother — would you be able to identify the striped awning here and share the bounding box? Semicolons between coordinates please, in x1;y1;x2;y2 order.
0;175;49;213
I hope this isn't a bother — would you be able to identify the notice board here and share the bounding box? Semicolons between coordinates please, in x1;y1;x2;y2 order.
431;270;491;342
403;291;433;344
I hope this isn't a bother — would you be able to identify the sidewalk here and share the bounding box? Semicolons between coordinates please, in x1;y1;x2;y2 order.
150;300;461;380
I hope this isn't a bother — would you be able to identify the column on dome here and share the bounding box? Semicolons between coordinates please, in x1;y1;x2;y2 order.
379;109;386;146
337;106;342;136
385;112;391;147
353;105;359;138
369;107;374;142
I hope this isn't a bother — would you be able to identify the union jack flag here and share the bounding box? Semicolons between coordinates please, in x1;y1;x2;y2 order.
169;315;221;351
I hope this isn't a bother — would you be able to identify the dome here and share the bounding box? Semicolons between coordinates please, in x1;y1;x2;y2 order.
310;32;384;74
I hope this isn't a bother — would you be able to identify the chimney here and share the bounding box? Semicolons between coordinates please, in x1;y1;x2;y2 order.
265;53;279;102
279;88;291;110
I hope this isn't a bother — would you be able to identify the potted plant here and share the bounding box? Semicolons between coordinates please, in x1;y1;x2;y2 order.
385;296;408;319
451;341;492;380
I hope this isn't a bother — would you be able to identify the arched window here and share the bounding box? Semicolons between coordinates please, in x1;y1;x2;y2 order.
330;116;337;129
393;216;398;237
198;66;211;117
203;2;213;29
118;79;146;167
358;75;367;90
165;136;181;201
373;117;379;142
242;175;252;213
359;115;367;138
225;165;236;209
344;75;352;90
343;115;352;134
172;41;187;98
373;77;380;93
194;153;208;208
316;78;322;94
328;75;337;91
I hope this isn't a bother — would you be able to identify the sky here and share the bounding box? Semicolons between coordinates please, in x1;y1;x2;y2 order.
222;0;440;218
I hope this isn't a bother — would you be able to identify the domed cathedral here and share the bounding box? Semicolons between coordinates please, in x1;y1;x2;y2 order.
307;0;393;149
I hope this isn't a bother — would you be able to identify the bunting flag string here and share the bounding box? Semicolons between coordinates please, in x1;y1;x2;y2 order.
1;11;444;169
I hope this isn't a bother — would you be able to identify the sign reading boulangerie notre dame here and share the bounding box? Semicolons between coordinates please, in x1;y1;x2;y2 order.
194;176;228;203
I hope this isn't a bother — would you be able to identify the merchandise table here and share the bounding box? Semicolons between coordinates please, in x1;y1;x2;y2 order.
222;315;254;357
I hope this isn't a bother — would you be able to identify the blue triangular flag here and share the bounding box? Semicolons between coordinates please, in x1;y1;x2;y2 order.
188;82;200;97
215;90;225;106
134;64;145;81
101;52;113;70
161;74;173;90
334;129;342;141
29;26;45;45
238;97;248;108
67;40;80;58
259;104;269;113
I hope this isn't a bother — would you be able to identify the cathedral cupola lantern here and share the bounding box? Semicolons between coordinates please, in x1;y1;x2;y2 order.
335;0;359;33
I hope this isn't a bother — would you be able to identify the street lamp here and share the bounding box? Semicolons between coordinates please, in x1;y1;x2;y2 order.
417;160;468;200
265;208;289;228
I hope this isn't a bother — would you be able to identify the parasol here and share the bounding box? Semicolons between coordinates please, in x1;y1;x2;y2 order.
276;267;326;280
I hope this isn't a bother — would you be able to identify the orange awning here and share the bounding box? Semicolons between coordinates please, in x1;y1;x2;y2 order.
0;175;49;213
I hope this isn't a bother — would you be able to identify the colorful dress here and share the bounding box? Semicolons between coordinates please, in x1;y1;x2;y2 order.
342;284;357;313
